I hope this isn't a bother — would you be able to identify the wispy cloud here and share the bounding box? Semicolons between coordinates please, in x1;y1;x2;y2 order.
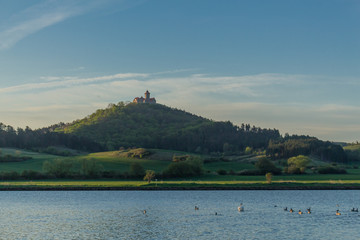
0;71;354;101
0;70;359;142
0;0;121;50
0;73;148;93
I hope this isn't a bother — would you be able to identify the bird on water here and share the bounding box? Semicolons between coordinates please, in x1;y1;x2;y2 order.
238;203;244;212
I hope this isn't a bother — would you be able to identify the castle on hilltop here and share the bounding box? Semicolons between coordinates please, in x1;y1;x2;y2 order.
133;90;156;104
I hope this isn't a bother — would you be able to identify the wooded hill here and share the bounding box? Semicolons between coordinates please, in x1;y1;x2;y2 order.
0;102;350;163
52;102;280;154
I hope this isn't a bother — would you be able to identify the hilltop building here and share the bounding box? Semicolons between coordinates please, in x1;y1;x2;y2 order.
133;90;156;104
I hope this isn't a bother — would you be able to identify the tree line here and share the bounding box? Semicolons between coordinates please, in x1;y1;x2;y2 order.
0;123;103;152
267;135;347;163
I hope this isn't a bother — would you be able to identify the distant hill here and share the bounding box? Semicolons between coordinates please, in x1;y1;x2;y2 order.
52;102;280;153
0;102;350;162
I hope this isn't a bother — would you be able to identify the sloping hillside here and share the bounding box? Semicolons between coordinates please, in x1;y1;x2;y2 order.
54;102;280;153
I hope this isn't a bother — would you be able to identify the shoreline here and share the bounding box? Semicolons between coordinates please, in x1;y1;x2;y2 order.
0;186;360;191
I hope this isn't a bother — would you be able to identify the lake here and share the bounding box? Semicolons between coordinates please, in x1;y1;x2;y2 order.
0;190;359;239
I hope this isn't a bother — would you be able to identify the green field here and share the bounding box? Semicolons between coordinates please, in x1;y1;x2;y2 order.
0;148;259;174
0;147;360;189
0;148;64;172
343;143;360;151
0;179;359;189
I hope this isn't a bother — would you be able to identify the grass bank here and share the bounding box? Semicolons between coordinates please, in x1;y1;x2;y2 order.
0;179;359;190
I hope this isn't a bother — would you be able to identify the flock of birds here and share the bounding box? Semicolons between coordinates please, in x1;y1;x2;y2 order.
142;203;359;216
280;205;358;216
283;206;312;215
195;203;244;215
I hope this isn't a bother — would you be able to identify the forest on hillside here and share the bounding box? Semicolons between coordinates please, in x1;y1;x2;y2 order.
0;123;102;152
53;102;281;153
0;102;352;163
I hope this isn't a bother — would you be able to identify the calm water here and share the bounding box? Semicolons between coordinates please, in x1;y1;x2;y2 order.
0;190;359;239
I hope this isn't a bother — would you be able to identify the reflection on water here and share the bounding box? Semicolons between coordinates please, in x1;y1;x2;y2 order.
0;190;359;239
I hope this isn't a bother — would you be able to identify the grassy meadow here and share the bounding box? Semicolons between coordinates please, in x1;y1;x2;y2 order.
0;147;360;189
0;148;62;172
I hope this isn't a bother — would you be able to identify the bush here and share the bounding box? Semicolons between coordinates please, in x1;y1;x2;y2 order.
286;166;302;174
43;159;74;178
244;146;253;155
129;163;145;178
255;157;282;175
163;158;203;178
0;171;20;180
173;155;193;162
287;155;310;174
40;146;74;156
317;166;347;174
0;154;32;162
203;157;222;163
237;169;262;176
216;169;227;175
81;159;103;179
265;172;273;184
21;170;45;180
126;148;151;158
102;170;122;179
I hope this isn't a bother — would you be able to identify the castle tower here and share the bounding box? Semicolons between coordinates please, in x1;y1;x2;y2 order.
144;90;150;102
133;90;156;104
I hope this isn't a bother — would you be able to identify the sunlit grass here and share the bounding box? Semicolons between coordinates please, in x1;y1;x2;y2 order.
0;147;360;189
0;179;359;189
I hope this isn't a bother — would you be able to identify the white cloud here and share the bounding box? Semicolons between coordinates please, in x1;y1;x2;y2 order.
0;73;148;93
14;104;89;113
317;104;360;113
0;71;359;142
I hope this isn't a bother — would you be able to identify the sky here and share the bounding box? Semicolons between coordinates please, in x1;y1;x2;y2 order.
0;0;359;142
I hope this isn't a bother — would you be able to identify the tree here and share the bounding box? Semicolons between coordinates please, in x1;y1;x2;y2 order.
245;147;252;155
43;159;73;178
143;170;155;183
255;157;281;175
287;155;310;174
163;158;204;178
81;158;103;178
129;162;145;178
265;172;273;184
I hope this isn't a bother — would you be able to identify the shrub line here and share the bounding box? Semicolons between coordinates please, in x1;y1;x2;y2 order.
0;185;360;191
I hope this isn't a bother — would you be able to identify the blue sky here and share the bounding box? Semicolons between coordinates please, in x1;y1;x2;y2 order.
0;0;359;142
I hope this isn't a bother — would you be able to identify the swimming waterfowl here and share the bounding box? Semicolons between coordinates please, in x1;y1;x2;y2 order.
238;203;244;212
289;208;294;213
143;210;147;214
284;207;288;211
307;208;311;214
298;210;303;215
195;206;199;210
336;210;341;216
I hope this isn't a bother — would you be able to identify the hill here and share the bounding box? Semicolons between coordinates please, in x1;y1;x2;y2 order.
0;102;350;163
52;102;280;153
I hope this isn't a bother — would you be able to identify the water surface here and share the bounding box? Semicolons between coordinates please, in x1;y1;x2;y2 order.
0;190;359;239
